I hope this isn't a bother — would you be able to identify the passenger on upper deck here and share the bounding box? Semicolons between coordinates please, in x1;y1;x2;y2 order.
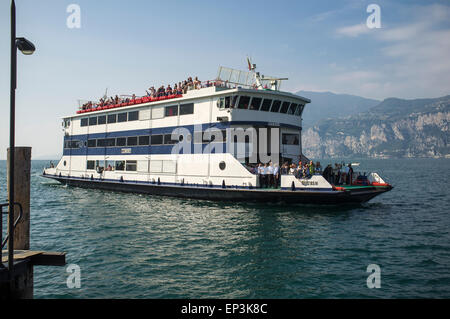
166;84;173;96
81;101;93;110
148;86;156;97
187;77;194;89
194;77;201;89
157;86;166;97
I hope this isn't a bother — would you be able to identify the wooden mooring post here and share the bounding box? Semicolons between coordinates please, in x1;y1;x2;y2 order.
1;147;66;299
8;147;31;251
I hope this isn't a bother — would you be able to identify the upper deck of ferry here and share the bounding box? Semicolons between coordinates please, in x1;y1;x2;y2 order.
67;65;310;123
73;84;310;117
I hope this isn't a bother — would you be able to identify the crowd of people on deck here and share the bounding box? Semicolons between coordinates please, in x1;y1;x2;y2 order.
281;160;323;179
146;76;203;98
81;76;211;111
322;163;354;185
248;162;281;188
245;160;354;188
78;70;275;112
245;160;323;188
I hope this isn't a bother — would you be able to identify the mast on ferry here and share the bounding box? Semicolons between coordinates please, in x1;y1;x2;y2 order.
246;57;288;91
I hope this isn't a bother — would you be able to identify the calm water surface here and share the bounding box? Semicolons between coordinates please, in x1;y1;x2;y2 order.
0;159;449;298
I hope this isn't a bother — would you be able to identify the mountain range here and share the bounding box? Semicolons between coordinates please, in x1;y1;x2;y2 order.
297;90;380;128
296;91;449;159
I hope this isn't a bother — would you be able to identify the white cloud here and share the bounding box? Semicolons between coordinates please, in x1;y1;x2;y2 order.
335;23;372;37
329;4;450;99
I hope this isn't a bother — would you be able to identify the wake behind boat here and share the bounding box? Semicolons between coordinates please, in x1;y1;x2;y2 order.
42;60;392;204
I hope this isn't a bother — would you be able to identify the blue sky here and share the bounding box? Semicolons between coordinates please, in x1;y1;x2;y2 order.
1;0;449;159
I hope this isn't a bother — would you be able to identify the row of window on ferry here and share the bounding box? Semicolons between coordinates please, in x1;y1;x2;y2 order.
86;159;175;173
76;97;302;129
79;103;194;127
64;130;228;149
218;96;303;116
64;131;299;150
86;159;138;172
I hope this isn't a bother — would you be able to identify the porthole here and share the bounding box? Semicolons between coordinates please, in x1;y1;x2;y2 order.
179;135;184;142
219;161;226;170
63;161;67;166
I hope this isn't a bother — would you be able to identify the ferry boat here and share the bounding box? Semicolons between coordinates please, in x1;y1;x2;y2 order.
42;61;392;204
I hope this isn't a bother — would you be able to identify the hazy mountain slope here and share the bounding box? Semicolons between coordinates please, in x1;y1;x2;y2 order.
296;90;380;127
303;95;450;159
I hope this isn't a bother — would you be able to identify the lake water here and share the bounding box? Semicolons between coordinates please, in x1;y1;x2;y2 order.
0;159;449;298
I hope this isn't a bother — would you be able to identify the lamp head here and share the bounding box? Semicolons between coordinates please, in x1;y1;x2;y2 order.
16;37;35;55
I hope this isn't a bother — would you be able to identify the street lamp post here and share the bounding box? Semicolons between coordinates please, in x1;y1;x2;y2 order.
8;0;35;276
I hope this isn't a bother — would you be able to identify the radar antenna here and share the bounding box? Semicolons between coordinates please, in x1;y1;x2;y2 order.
246;57;288;90
260;75;289;91
216;58;288;91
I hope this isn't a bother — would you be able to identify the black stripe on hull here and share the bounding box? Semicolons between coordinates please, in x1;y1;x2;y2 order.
42;175;392;205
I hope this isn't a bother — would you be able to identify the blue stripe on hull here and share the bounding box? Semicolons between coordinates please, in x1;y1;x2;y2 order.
63;121;301;156
64;143;228;156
